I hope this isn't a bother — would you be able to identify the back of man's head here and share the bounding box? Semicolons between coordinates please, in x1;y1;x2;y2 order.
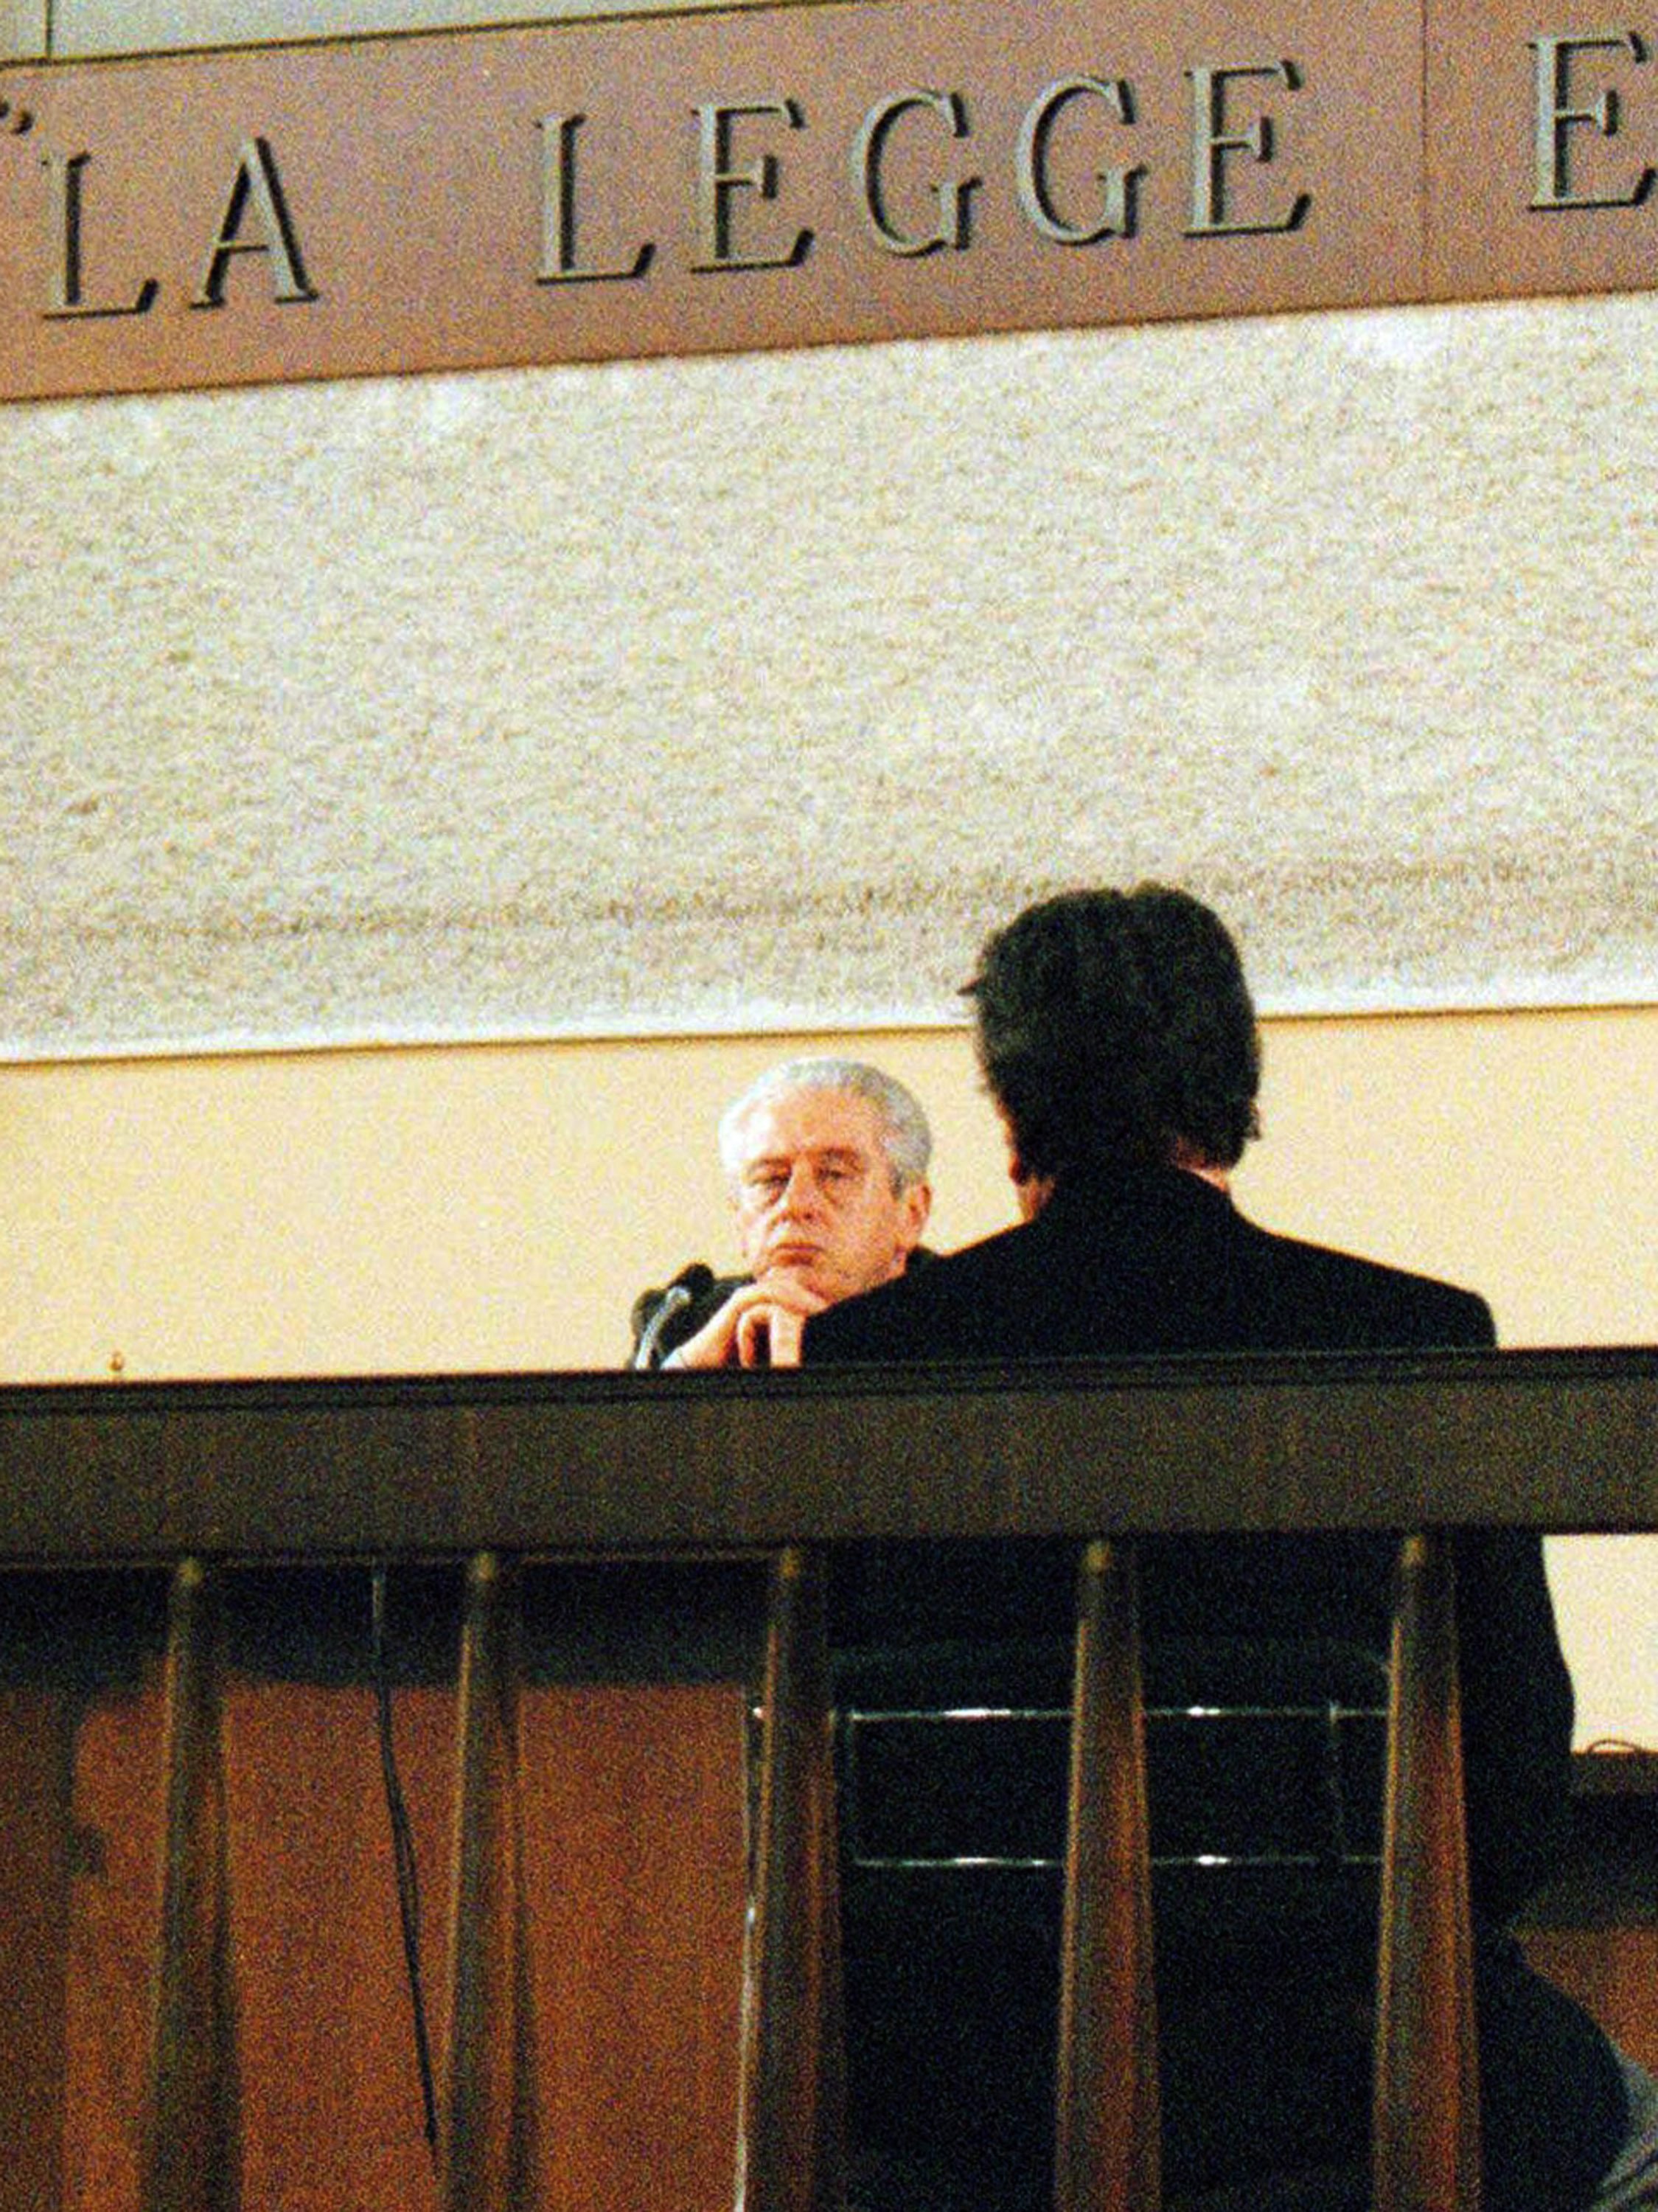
717;1056;933;1194
965;885;1261;1183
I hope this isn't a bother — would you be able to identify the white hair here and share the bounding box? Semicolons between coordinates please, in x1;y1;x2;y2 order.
717;1057;932;1192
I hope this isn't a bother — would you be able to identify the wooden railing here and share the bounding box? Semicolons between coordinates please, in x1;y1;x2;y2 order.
0;1346;1654;2211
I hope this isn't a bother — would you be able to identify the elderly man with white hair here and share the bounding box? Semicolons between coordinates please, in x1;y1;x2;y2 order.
630;1056;933;1370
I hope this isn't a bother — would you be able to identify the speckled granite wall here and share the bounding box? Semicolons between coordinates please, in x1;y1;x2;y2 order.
4;291;1655;1060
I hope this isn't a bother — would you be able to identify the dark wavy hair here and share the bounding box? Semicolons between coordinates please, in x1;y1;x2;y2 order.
964;886;1262;1180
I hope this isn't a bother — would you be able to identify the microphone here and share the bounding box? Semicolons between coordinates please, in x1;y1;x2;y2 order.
633;1263;715;1369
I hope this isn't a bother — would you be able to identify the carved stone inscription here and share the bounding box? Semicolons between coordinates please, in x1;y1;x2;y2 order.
1528;32;1653;209
0;0;1651;402
534;63;1311;287
1427;3;1658;302
41;137;314;318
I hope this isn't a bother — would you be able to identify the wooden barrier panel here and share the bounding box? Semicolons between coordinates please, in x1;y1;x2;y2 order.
0;1555;754;2212
0;1350;1652;2210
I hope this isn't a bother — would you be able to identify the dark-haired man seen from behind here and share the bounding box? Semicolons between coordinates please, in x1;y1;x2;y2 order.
630;1056;932;1370
806;886;1657;2211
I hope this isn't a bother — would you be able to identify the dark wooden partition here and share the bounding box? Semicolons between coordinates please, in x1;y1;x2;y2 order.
0;1348;1654;2212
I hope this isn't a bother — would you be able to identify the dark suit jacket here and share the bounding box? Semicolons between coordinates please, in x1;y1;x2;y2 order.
805;1166;1628;2211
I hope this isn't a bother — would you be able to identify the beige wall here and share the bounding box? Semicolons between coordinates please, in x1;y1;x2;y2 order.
0;0;42;63
9;304;1658;1065
2;1006;1654;1744
6;1004;1651;1384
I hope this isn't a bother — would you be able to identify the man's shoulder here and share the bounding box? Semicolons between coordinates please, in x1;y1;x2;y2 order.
803;1224;1032;1361
804;1178;1496;1362
1236;1214;1495;1349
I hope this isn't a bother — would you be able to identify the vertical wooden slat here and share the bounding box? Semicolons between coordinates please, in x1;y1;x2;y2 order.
442;1551;529;2211
1373;1533;1481;2212
736;1545;844;2212
1055;1537;1160;2212
142;1557;236;2212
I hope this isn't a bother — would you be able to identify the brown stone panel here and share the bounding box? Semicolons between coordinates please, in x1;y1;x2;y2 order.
1427;0;1658;302
0;0;1421;403
800;0;1424;341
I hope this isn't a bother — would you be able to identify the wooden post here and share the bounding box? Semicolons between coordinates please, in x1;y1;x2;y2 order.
736;1545;844;2212
1373;1533;1481;2212
442;1551;530;2210
142;1559;236;2212
1055;1538;1160;2212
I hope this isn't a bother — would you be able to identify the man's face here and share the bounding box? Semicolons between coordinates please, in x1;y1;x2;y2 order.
730;1088;929;1304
